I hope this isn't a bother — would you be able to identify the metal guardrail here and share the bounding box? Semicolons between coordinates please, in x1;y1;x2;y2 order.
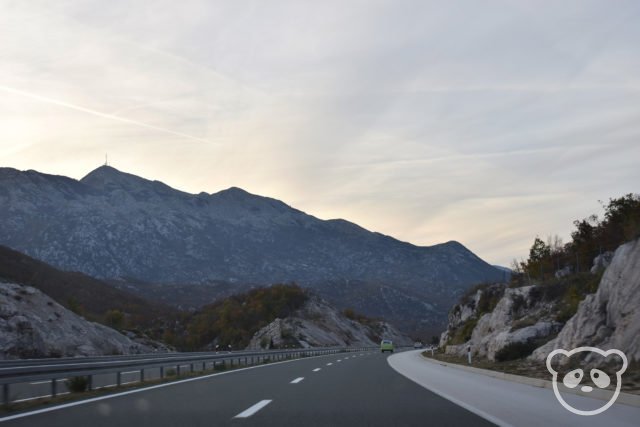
0;346;376;405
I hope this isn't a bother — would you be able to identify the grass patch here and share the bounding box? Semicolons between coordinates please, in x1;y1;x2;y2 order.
65;376;89;393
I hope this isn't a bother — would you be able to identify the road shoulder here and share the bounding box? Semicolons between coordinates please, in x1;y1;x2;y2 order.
387;350;640;427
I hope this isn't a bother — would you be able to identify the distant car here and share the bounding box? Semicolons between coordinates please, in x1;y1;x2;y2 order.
413;341;423;349
380;339;394;353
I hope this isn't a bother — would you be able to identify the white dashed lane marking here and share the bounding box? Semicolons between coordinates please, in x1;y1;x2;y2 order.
234;400;273;418
290;377;304;384
326;363;333;366
313;368;321;372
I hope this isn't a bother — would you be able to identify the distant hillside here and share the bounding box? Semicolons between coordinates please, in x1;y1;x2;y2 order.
0;165;504;332
0;245;175;332
247;295;412;350
172;284;310;350
167;283;411;351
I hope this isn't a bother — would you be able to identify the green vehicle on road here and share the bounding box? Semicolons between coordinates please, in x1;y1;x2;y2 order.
380;339;394;353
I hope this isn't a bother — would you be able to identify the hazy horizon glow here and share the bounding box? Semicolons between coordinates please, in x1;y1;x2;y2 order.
1;1;639;266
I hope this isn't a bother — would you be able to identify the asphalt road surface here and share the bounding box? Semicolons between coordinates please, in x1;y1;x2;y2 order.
0;350;493;426
390;350;640;427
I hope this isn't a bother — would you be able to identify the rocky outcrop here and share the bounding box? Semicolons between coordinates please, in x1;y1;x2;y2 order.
0;281;161;359
590;251;614;274
246;296;412;349
531;238;640;365
441;284;562;361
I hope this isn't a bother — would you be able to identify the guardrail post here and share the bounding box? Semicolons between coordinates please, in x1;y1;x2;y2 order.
141;368;145;382
88;375;93;391
177;365;181;377
160;366;164;379
51;378;57;398
3;384;9;406
190;363;194;373
117;371;122;386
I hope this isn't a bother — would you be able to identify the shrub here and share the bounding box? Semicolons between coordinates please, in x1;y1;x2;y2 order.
66;376;89;393
494;341;539;362
477;286;504;315
449;318;478;345
104;309;125;330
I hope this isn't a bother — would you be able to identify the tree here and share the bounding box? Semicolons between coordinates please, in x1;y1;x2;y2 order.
105;309;125;330
524;237;552;280
529;237;550;263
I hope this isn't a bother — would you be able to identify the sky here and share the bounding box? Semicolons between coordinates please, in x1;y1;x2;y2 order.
1;0;639;267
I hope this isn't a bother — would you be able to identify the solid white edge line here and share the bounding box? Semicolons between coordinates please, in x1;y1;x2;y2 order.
13;392;70;403
386;352;513;427
29;379;66;385
233;399;272;418
0;352;335;423
290;377;304;384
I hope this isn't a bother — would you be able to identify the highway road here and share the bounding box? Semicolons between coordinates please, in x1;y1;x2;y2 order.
0;350;492;426
4;349;638;426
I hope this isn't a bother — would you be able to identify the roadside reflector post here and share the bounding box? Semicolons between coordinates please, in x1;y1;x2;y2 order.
177;365;181;377
88;375;93;391
467;346;472;365
141;368;145;382
51;378;57;398
160;366;164;379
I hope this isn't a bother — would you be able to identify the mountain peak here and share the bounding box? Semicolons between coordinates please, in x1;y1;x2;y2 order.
81;165;129;183
80;165;175;197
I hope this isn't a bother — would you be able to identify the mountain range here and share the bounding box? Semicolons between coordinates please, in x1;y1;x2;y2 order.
0;165;506;335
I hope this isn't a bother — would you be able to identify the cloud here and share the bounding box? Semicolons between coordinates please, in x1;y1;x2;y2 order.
0;0;639;266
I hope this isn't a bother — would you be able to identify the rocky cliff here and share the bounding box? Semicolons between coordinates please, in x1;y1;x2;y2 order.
440;283;562;361
531;238;640;365
440;237;640;366
246;296;412;350
0;281;167;359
